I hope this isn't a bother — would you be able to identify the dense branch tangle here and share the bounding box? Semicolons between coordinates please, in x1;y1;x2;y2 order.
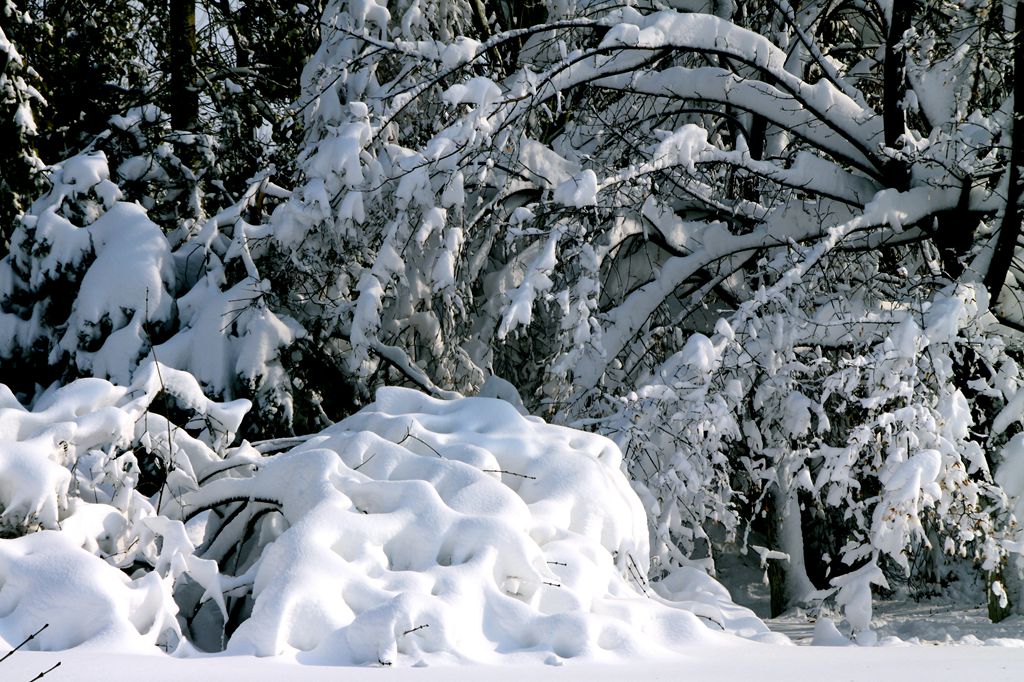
298;2;1002;404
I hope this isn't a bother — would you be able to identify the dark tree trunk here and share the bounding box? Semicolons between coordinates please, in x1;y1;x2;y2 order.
765;493;788;618
169;0;198;132
984;1;1024;304
882;1;912;190
933;179;979;279
988;565;1013;623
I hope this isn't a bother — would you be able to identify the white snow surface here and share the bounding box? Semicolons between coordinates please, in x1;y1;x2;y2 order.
0;381;781;668
5;638;1024;681
202;388;781;663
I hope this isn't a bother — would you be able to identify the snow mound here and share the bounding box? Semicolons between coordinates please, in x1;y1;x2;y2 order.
0;532;177;652
0;381;777;664
0;364;248;652
216;388;777;663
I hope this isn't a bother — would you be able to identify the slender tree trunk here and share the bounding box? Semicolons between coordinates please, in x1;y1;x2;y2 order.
767;485;816;617
934;177;978;279
766;492;787;617
988;564;1013;623
169;0;198;132
882;1;912;190
984;1;1024;303
469;0;491;38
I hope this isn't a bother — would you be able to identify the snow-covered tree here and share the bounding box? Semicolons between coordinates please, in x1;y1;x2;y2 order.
245;0;1024;623
0;1;45;251
0;0;328;436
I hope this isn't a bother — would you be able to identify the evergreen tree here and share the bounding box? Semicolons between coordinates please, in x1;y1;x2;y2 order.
0;1;45;253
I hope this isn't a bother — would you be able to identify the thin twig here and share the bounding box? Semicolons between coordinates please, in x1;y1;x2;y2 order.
398;432;443;458
402;624;430;636
250;435;314;453
0;624;48;663
183;495;283;523
352;453;377;471
626;554;650;596
29;661;61;681
482;469;536;480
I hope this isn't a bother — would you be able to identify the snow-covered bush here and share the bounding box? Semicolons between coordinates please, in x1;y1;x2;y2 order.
0;376;780;659
0;149;302;436
1;0;324;434
0;360;247;650
610;270;1023;623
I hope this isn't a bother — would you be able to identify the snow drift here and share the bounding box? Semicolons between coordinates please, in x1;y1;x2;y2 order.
0;373;779;664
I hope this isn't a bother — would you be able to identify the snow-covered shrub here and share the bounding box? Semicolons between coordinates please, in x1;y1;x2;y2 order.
0;5;46;250
0;361;248;650
0;0;325;436
0;531;182;651
0;153;175;386
0;150;302;436
609;265;1023;619
0;362;248;532
0;377;780;660
212;388;731;661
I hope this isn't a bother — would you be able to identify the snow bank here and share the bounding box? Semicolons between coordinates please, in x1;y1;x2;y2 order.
0;364;247;652
207;388;781;663
0;532;177;652
0;380;778;664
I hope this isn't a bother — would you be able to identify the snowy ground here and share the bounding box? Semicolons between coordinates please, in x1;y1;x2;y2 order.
6;558;1024;681
7;594;1024;681
769;598;1024;646
5;639;1024;682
